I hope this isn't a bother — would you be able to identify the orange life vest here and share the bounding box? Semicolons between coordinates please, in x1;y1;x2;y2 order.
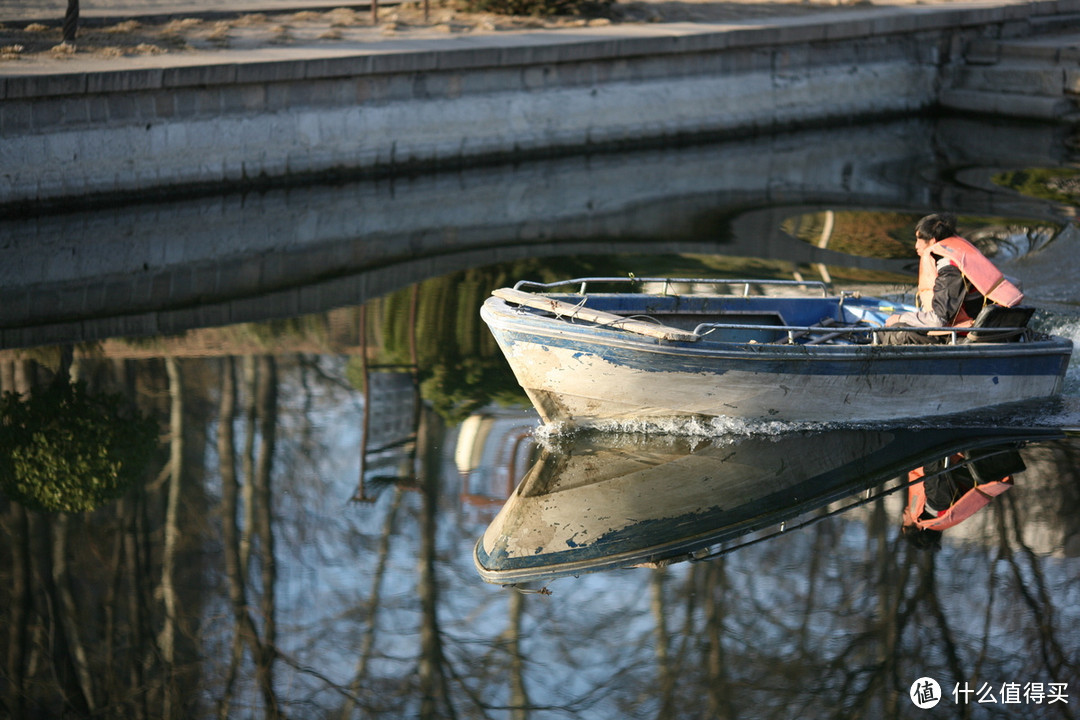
916;236;1024;325
903;457;1013;531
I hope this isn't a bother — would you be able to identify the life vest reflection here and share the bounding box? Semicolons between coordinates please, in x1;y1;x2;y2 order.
902;445;1027;550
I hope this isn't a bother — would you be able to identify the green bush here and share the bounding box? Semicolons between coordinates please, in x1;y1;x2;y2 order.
0;381;159;513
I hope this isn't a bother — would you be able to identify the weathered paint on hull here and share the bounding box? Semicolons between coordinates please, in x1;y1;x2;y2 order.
481;299;1072;426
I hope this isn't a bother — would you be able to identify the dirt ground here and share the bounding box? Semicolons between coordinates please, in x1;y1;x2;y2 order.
0;0;907;64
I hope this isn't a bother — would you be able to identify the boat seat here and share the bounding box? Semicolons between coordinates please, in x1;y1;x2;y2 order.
963;305;1035;343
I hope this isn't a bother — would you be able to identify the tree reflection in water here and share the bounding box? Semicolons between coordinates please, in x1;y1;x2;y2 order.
1;326;1078;718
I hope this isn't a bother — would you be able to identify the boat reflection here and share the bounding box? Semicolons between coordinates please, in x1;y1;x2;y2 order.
474;426;1063;585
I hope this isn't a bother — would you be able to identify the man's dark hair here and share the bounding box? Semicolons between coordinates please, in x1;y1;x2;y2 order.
915;213;957;242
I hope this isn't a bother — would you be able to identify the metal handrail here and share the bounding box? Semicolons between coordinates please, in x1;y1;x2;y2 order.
692;322;1033;345
512;277;831;298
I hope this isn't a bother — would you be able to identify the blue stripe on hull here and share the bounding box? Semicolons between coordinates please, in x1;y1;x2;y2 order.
491;325;1071;381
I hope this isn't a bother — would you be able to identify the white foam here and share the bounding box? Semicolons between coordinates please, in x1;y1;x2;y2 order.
1045;314;1080;397
533;415;860;443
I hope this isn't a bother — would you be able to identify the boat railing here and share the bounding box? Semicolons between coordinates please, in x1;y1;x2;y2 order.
692;322;1034;345
512;277;831;298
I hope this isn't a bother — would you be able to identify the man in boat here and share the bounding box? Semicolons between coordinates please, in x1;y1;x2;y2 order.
881;213;1024;344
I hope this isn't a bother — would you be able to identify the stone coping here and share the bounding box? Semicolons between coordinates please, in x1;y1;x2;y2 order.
4;0;1080;101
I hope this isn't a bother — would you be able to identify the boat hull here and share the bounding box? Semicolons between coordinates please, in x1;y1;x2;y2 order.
481;296;1073;426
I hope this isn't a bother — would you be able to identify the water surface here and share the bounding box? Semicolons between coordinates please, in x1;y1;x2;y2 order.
1;115;1079;719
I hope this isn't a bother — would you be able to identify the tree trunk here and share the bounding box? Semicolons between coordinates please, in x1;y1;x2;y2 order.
507;591;529;720
218;357;245;720
240;356;257;578
704;560;734;720
159;358;185;720
6;503;31;719
253;355;281;718
651;568;676;720
5;362;34;718
126;492;150;720
344;483;404;717
52;513;97;713
62;0;79;43
416;407;451;720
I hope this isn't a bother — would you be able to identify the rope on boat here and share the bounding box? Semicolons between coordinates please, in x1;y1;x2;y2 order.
560;294;590;323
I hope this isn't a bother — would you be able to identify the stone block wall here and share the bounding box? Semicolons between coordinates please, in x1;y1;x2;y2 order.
1;0;1078;208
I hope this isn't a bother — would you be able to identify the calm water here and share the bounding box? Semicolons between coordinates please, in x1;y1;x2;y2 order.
1;116;1079;719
